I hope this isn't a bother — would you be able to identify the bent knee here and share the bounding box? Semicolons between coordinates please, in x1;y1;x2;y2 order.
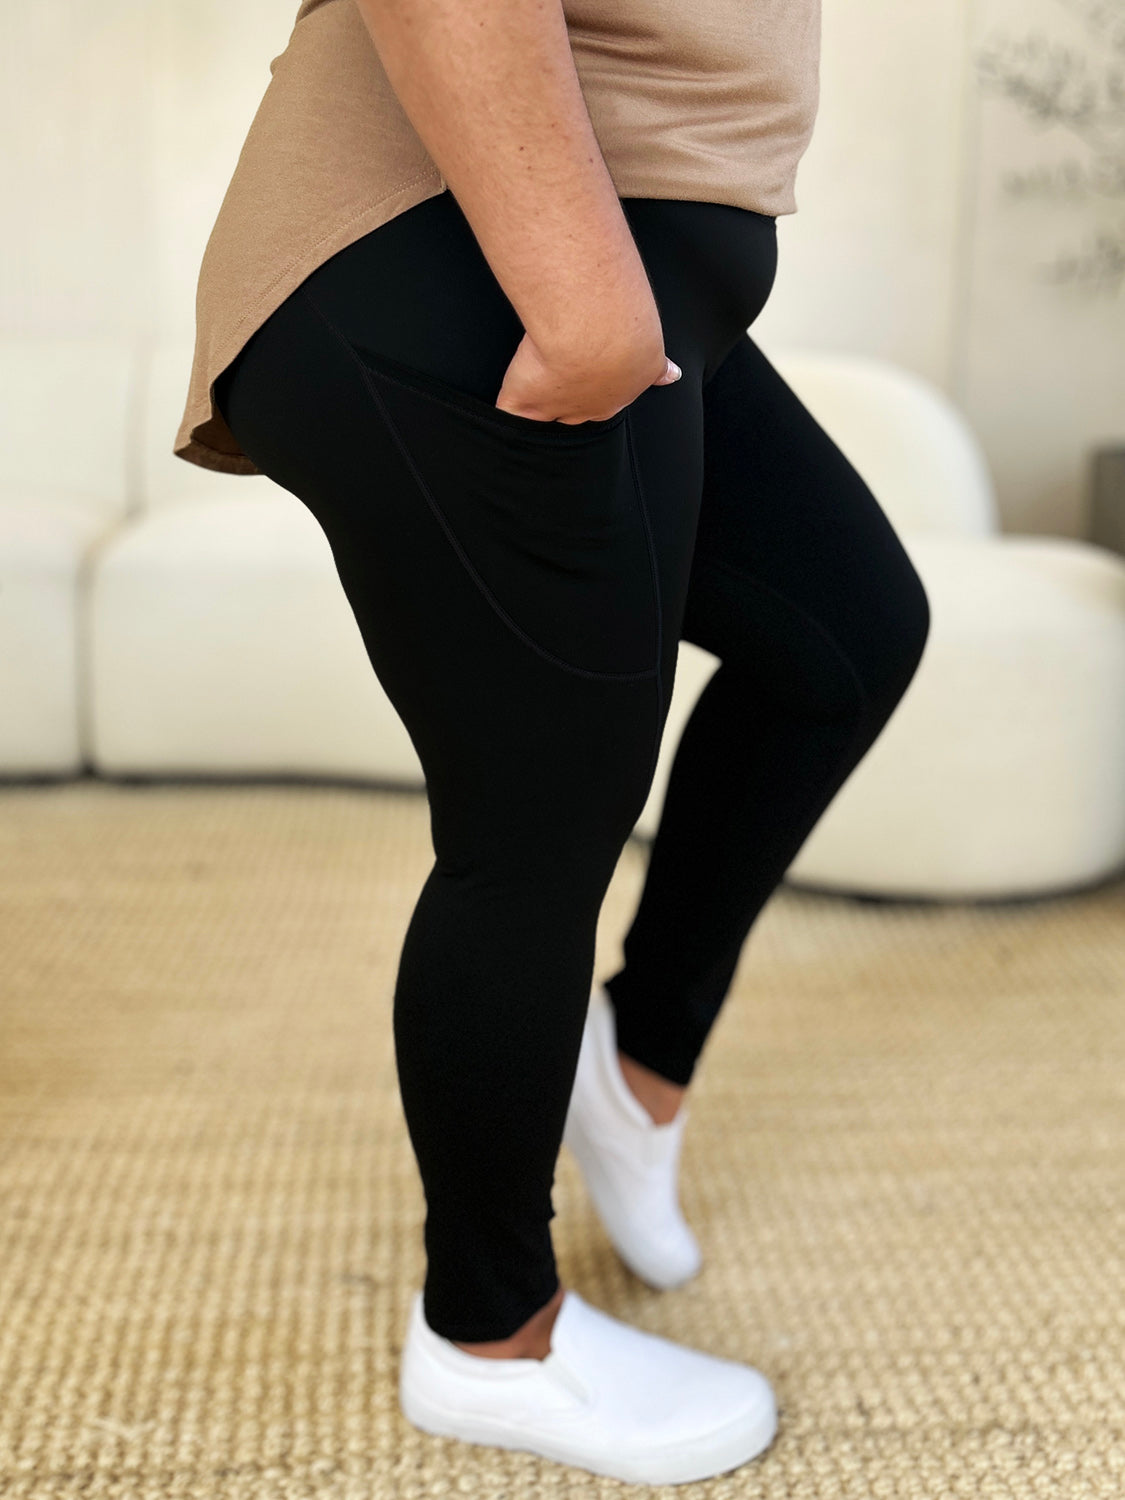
779;546;931;724
854;549;931;720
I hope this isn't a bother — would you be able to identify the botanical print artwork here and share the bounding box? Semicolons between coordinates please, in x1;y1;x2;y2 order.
976;0;1125;296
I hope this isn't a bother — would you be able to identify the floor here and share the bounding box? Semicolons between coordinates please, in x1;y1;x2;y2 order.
1;778;1123;1498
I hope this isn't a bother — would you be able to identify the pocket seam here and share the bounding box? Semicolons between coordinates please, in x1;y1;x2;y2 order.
335;332;629;445
298;285;658;684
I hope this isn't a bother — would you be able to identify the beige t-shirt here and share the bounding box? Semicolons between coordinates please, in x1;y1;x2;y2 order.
174;0;822;475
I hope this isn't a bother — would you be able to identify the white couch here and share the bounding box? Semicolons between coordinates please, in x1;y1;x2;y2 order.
0;339;137;774
762;353;1125;899
87;344;422;784
11;336;1125;899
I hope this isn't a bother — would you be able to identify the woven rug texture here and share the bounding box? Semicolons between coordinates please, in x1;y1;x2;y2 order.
1;780;1123;1499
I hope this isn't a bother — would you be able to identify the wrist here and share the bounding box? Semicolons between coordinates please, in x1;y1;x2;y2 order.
516;211;659;358
526;287;663;377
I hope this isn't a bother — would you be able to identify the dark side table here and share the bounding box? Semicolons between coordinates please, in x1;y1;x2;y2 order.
1089;446;1125;556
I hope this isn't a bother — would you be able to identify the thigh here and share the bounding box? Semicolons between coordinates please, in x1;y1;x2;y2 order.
213;191;785;853
215;258;666;867
683;333;930;713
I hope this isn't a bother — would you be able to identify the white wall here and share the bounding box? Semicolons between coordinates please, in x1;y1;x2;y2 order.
0;0;293;342
758;0;972;395
0;0;155;340
959;0;1125;535
3;0;1122;536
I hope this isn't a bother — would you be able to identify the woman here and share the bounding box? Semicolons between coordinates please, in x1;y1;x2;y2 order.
174;0;930;1484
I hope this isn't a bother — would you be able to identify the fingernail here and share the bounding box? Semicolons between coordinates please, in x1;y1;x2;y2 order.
667;360;682;381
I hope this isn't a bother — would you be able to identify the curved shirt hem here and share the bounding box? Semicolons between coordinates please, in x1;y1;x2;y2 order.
173;172;799;477
174;170;448;476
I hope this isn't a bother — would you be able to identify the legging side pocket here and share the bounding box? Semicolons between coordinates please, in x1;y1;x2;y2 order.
299;288;661;683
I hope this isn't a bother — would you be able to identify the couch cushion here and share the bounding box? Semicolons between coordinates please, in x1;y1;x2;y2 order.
87;494;424;782
0;338;135;525
785;533;1125;897
0;499;114;773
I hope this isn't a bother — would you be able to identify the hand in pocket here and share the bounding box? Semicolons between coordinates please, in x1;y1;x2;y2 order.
494;328;682;426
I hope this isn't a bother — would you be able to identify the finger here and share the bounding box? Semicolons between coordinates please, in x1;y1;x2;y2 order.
654;357;682;386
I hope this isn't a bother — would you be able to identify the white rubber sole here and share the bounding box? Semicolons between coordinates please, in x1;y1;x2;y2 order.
399;1290;779;1486
401;1381;777;1485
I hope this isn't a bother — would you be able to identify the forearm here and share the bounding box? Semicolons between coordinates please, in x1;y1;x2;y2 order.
352;0;659;363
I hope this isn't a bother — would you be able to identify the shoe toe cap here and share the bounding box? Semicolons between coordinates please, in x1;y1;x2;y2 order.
658;1352;777;1443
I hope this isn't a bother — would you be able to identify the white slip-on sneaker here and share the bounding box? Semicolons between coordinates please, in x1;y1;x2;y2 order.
562;982;703;1289
399;1286;778;1485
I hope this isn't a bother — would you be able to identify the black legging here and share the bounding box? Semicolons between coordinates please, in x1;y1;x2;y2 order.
214;191;931;1344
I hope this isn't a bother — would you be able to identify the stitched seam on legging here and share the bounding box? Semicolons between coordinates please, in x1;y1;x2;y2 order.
690;548;874;725
690;548;878;866
625;413;666;788
689;549;881;922
343;350;627;446
297;285;658;685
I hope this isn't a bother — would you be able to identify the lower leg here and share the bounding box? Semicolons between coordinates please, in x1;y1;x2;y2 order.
394;855;603;1343
606;654;876;1090
616;1049;688;1124
396;735;654;1344
452;1283;566;1361
607;561;927;1090
451;1040;693;1359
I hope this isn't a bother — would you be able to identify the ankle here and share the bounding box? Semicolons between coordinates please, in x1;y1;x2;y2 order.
616;1049;687;1125
451;1284;565;1362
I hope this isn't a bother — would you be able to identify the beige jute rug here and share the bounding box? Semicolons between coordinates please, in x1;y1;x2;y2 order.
1;778;1123;1500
